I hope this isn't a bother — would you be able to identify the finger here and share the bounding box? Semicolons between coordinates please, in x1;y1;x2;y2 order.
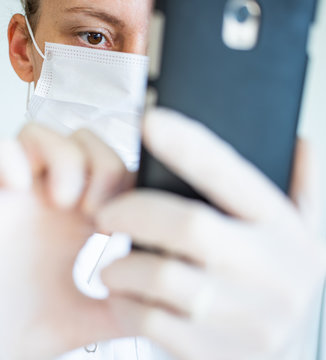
101;245;300;326
71;129;134;215
143;108;294;222
101;251;212;317
0;140;31;190
289;138;321;233
18;123;87;208
97;190;226;265
96;190;272;269
106;295;285;360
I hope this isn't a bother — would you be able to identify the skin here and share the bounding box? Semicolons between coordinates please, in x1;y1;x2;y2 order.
4;0;326;359
0;127;131;359
4;2;152;357
8;0;152;84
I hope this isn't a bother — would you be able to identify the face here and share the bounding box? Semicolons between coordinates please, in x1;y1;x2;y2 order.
9;0;152;83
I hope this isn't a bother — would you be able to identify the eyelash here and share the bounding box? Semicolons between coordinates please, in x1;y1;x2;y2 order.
77;30;114;49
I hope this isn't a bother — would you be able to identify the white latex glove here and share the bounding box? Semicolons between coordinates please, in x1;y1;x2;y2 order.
97;108;326;360
0;124;129;360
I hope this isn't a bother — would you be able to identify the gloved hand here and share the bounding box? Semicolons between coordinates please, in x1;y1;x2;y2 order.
0;124;129;360
97;108;326;360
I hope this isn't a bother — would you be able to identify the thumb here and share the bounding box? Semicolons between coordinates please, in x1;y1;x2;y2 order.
289;138;322;234
18;123;87;208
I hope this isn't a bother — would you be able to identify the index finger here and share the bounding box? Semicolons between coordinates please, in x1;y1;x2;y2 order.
143;108;295;222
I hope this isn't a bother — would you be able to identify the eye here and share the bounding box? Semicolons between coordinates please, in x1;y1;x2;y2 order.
79;32;108;46
87;32;104;45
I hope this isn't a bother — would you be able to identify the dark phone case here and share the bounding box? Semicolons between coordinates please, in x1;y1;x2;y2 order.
138;0;317;199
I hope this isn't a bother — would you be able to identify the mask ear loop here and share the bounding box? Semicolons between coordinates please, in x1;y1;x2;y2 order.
26;82;31;110
25;16;45;60
25;16;45;110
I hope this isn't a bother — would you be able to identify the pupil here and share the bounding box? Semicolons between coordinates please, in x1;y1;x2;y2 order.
88;33;102;45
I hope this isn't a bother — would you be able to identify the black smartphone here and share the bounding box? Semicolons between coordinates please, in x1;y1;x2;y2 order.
137;0;317;200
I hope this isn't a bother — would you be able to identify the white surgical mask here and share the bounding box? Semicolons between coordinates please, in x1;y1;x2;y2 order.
25;17;149;171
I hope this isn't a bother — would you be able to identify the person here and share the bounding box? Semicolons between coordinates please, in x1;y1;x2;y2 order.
8;0;157;358
2;0;326;359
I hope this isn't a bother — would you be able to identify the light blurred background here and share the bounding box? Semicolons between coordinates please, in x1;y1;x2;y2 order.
0;0;26;136
1;0;326;231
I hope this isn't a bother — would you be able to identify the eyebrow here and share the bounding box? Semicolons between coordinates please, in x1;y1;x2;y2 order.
65;6;126;28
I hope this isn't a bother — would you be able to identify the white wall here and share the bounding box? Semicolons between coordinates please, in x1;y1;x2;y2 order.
299;0;326;233
0;0;326;227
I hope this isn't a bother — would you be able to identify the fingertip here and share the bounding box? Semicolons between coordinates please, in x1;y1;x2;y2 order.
51;173;85;208
143;108;179;150
50;150;87;208
143;107;214;160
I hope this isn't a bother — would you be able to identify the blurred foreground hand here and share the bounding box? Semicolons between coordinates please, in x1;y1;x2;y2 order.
0;124;131;360
98;108;326;360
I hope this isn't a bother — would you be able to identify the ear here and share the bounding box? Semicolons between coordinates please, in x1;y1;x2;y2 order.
8;14;34;83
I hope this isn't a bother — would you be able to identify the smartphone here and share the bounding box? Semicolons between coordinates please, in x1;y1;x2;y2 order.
137;0;317;200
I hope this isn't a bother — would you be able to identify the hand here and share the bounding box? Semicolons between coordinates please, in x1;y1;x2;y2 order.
0;124;130;360
97;108;326;360
19;123;130;213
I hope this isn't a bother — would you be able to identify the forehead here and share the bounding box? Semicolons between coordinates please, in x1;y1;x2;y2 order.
40;0;152;29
